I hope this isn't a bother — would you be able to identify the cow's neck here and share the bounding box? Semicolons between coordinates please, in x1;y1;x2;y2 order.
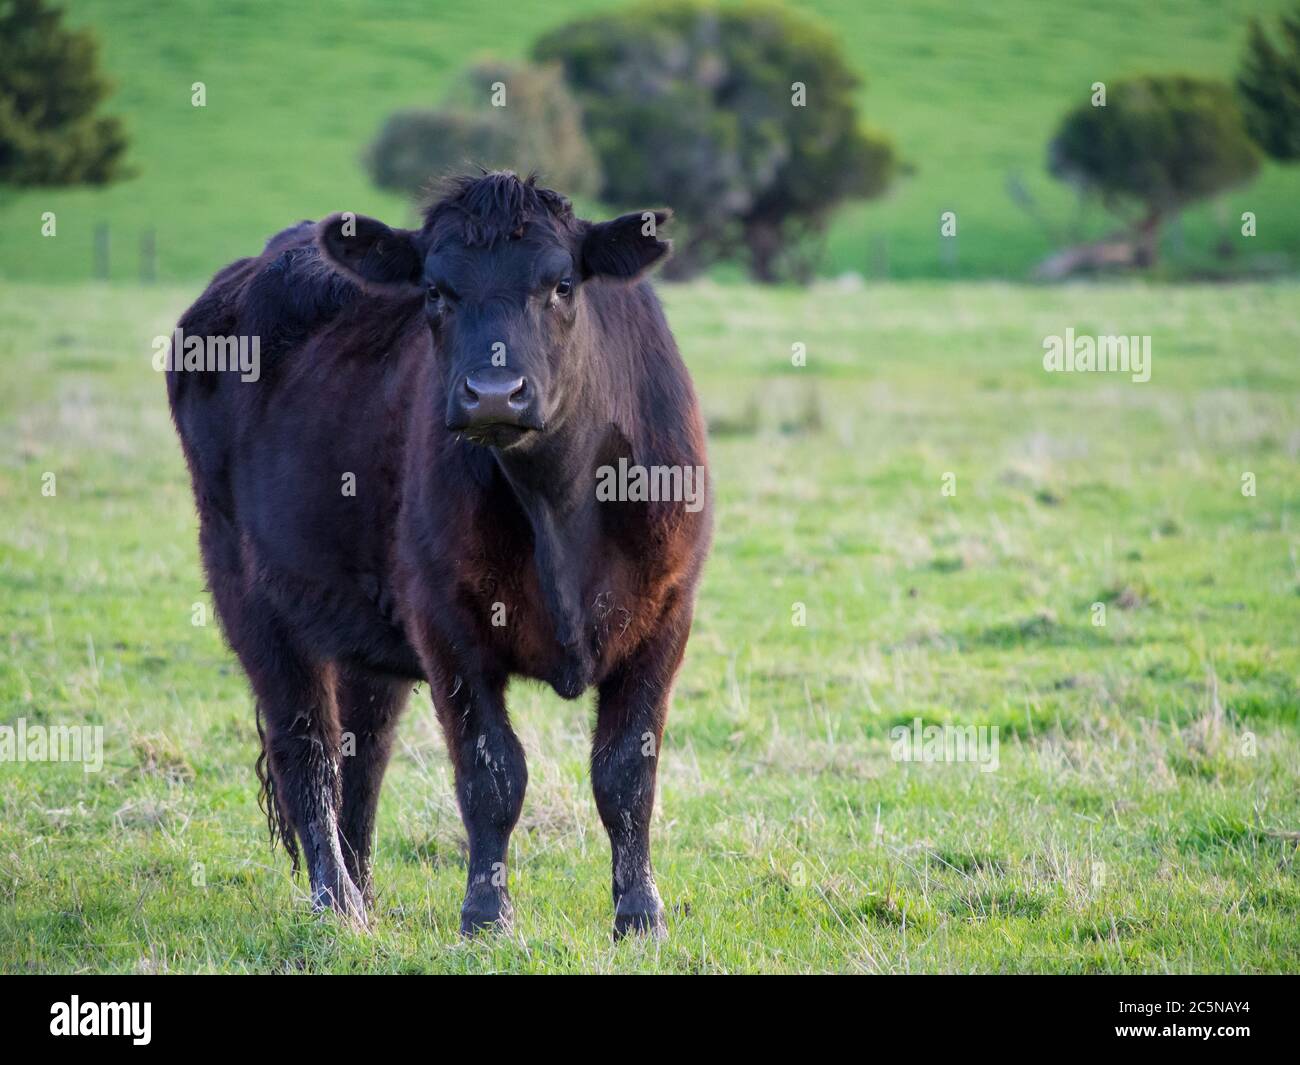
494;406;606;658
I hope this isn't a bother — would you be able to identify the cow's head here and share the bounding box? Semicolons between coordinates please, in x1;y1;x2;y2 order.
318;172;671;450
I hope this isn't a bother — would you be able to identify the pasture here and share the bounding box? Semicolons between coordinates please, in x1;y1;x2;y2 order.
1;278;1297;973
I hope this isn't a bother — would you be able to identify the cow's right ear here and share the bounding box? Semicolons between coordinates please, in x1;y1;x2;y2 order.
317;212;423;290
580;210;672;281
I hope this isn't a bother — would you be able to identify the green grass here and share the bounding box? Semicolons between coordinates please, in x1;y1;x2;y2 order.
1;278;1297;972
2;0;1298;283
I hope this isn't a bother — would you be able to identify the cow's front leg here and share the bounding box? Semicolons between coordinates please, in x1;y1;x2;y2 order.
592;610;691;939
431;670;527;935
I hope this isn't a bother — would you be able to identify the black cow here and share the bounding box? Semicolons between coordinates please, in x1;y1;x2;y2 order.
167;172;712;937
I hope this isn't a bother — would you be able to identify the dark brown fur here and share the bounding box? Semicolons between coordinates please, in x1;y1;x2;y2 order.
167;173;711;936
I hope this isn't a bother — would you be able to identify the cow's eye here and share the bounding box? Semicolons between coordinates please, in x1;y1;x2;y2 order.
426;284;441;304
554;277;573;298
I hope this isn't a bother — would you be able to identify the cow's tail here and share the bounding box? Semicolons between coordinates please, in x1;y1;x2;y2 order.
254;702;300;875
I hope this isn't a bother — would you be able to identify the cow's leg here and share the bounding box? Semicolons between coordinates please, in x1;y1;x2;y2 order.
336;668;409;907
238;606;365;926
430;670;527;935
592;606;691;939
198;516;363;924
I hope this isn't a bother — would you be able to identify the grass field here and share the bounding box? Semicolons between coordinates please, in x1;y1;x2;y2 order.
1;278;1297;973
2;0;1299;284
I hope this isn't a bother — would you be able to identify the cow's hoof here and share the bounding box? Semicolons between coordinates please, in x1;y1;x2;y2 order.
460;890;513;936
313;872;369;931
614;895;667;940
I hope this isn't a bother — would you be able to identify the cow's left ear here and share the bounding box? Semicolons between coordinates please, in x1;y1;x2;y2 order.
580;210;672;281
318;212;423;290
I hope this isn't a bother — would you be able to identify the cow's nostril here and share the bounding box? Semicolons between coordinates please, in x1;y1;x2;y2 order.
459;373;530;427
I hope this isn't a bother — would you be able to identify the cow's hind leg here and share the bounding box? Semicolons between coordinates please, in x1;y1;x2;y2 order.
592;608;691;939
197;515;364;924
336;668;409;906
239;604;365;927
429;669;526;935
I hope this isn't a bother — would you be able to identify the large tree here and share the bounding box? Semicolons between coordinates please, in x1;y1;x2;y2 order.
535;0;897;282
1049;76;1260;266
0;0;129;189
1236;5;1300;162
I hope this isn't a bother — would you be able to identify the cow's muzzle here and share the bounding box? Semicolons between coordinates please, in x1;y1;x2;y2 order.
446;369;543;445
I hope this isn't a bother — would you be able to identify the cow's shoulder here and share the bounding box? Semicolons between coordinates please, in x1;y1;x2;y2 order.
240;231;364;359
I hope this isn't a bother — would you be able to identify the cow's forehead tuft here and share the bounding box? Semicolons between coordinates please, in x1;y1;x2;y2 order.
422;171;577;249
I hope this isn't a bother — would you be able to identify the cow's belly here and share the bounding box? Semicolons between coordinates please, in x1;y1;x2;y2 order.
250;553;423;678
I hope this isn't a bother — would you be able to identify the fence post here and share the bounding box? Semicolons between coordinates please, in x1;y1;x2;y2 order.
940;216;958;274
94;222;110;280
1167;215;1184;262
141;228;157;283
871;235;890;280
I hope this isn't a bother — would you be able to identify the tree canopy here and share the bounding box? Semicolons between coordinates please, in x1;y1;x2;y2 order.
1049;76;1260;263
1236;6;1300;162
534;0;897;281
366;59;601;204
0;0;129;188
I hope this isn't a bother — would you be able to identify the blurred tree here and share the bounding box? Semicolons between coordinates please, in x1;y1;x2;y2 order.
535;0;897;282
1236;6;1300;162
1049;76;1260;266
366;59;601;202
0;0;129;189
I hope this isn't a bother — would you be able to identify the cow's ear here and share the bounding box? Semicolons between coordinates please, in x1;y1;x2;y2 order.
317;212;422;289
580;210;672;281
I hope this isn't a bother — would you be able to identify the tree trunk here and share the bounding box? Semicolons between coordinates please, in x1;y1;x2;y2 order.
744;220;783;284
661;234;710;281
1133;211;1162;268
1032;233;1138;280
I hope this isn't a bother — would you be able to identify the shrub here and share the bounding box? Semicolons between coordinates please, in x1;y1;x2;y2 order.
366;59;601;202
535;0;897;281
1049;76;1261;265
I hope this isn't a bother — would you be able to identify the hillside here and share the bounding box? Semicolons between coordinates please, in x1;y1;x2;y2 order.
2;0;1297;282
